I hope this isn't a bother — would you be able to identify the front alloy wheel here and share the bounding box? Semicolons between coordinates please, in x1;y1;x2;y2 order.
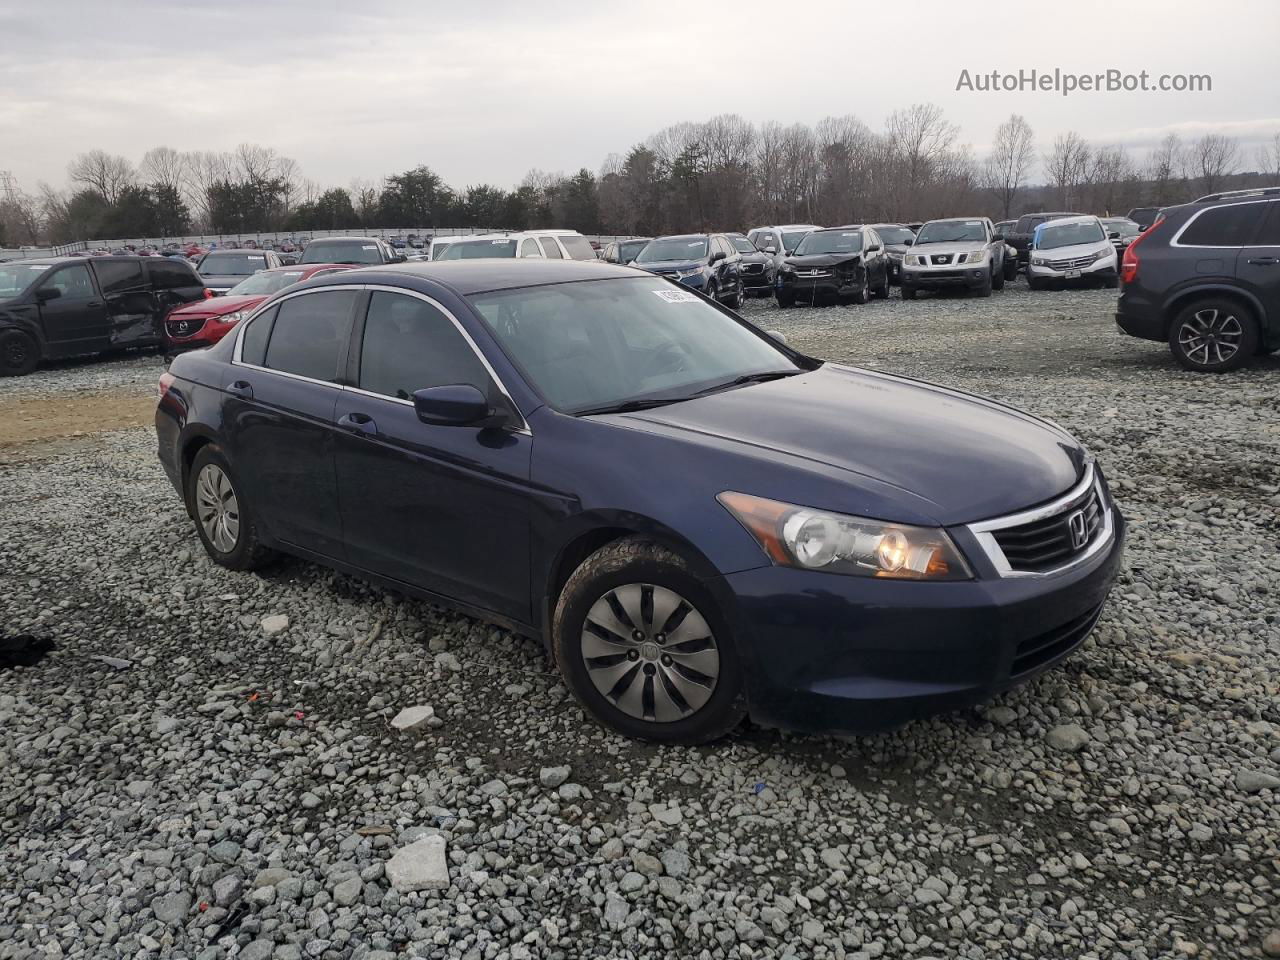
1170;302;1257;372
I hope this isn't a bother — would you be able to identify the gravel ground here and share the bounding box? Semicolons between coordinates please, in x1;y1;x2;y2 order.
1;280;1278;960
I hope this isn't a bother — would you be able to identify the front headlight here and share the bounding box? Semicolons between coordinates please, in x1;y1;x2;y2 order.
905;254;923;266
674;267;703;279
959;249;987;264
717;492;972;580
218;310;247;324
1031;257;1048;267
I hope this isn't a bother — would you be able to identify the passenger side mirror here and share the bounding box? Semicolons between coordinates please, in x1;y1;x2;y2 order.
413;384;508;429
1107;231;1120;240
765;329;788;345
710;251;725;264
903;237;913;246
35;287;61;302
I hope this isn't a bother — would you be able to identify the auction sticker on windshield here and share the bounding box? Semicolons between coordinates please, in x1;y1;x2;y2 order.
653;289;700;303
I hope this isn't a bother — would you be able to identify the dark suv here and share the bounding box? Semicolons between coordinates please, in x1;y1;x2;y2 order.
1115;188;1280;372
299;237;406;266
1006;212;1084;269
0;256;207;376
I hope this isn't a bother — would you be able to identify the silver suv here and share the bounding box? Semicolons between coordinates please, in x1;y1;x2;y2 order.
900;217;1009;299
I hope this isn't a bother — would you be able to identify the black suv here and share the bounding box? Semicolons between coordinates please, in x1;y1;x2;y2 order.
0;256;207;376
1116;188;1280;372
1006;212;1084;269
299;237;405;266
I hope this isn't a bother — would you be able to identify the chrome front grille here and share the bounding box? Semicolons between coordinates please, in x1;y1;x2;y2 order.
1048;254;1097;270
931;254;954;265
741;263;764;275
967;465;1113;577
794;269;832;278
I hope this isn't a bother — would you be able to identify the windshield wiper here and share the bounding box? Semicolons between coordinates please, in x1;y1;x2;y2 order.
575;397;690;417
690;369;802;398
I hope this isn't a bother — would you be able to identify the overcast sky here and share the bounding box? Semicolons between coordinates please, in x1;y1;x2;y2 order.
2;0;1278;191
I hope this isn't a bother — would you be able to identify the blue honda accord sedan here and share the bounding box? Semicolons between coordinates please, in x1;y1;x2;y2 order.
156;259;1124;743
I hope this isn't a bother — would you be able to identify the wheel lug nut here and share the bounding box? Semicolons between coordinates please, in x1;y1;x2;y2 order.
655;633;666;643
661;655;672;666
632;630;644;641
627;650;639;661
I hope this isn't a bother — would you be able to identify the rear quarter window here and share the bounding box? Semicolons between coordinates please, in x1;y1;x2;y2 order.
239;306;277;367
1177;203;1268;247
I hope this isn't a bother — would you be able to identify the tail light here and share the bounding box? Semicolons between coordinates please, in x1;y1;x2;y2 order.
158;371;176;401
1121;216;1163;285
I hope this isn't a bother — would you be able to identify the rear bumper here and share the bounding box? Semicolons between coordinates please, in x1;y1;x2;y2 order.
1115;296;1166;342
717;511;1126;733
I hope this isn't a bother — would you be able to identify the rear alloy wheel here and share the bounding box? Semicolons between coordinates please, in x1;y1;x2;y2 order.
0;330;39;377
1169;300;1258;373
553;537;746;743
187;445;274;570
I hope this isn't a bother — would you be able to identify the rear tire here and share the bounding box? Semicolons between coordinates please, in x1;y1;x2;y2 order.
187;445;274;571
1168;298;1258;373
0;330;40;377
552;537;747;744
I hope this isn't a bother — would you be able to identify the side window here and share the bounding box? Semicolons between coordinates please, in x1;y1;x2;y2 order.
358;292;492;401
866;229;880;250
39;263;95;299
262;291;357;382
148;260;197;290
1179;203;1267;247
93;260;146;294
519;239;541;258
1251;201;1280;245
538;238;563;259
239;306;277;366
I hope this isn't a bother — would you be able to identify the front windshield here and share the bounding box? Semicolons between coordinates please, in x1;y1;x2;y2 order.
635;238;708;263
794;230;863;256
437;239;518;260
0;263;51;298
915;220;987;244
470;276;801;414
199;253;270;276
618;240;648;262
730;236;756;254
875;226;915;245
300;241;383;265
1037;221;1106;249
226;270;309;296
780;230;811;253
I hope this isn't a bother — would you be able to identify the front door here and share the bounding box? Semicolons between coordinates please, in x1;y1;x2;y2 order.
91;259;158;348
33;262;109;358
222;288;360;558
333;289;533;621
1238;199;1280;341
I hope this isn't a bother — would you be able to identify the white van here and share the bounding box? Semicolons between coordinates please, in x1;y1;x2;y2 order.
431;230;597;262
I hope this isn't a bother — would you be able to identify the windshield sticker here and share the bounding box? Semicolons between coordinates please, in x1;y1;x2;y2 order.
965;220;982;226
248;255;265;260
283;271;303;277
491;239;510;245
653;289;700;303
841;232;859;237
362;245;377;250
688;242;702;247
28;264;50;271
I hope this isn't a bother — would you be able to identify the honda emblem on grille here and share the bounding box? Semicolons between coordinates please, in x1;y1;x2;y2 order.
1067;509;1089;550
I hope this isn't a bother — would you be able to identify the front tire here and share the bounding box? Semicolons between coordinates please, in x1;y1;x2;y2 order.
901;284;917;300
1027;276;1047;291
725;281;744;309
992;264;1005;290
850;275;869;305
873;271;890;299
1168;298;1258;373
0;330;40;377
776;291;794;308
973;272;993;297
187;445;274;570
553;538;747;744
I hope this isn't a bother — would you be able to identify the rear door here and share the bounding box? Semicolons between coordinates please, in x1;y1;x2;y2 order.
33;262;109;357
91;259;157;347
147;259;207;319
1236;199;1280;340
332;288;533;620
224;287;360;558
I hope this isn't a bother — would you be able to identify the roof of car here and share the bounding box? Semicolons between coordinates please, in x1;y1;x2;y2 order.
304;236;382;244
651;233;713;241
312;258;640;295
1035;215;1099;228
751;224;820;232
17;255;175;266
203;248;271;254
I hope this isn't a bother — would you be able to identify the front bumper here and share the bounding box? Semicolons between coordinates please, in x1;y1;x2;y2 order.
1028;258;1115;282
901;265;988;289
777;273;861;301
739;266;773;291
717;510;1126;733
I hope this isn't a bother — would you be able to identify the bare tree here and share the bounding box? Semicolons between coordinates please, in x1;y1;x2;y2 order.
981;114;1035;219
1084;146;1136;215
1145;133;1183;205
884;103;958;219
67;150;135;204
1256;132;1280;182
1183;134;1239;196
814;115;876;224
182;150;233;229
140;147;187;192
1043;132;1092;208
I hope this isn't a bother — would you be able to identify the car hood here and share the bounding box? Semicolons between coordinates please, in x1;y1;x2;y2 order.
200;273;257;287
607;364;1084;525
169;294;266;317
884;243;911;255
784;254;861;269
736;250;771;266
909;241;987;257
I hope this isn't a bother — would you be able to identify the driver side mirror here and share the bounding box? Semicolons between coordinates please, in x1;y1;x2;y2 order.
903;237;913;246
710;251;725;264
1107;231;1120;240
391;254;408;263
35;287;62;302
413;384;511;430
765;329;788;345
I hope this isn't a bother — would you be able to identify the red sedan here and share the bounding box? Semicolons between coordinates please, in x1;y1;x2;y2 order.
163;264;354;352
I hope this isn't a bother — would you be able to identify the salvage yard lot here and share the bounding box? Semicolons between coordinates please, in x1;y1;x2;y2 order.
2;284;1278;959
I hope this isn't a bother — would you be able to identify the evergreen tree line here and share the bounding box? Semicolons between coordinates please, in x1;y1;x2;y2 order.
3;107;1278;246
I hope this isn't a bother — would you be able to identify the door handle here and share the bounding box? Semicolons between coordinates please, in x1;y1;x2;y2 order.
87;301;102;307
338;412;378;437
227;380;253;399
1246;256;1279;265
